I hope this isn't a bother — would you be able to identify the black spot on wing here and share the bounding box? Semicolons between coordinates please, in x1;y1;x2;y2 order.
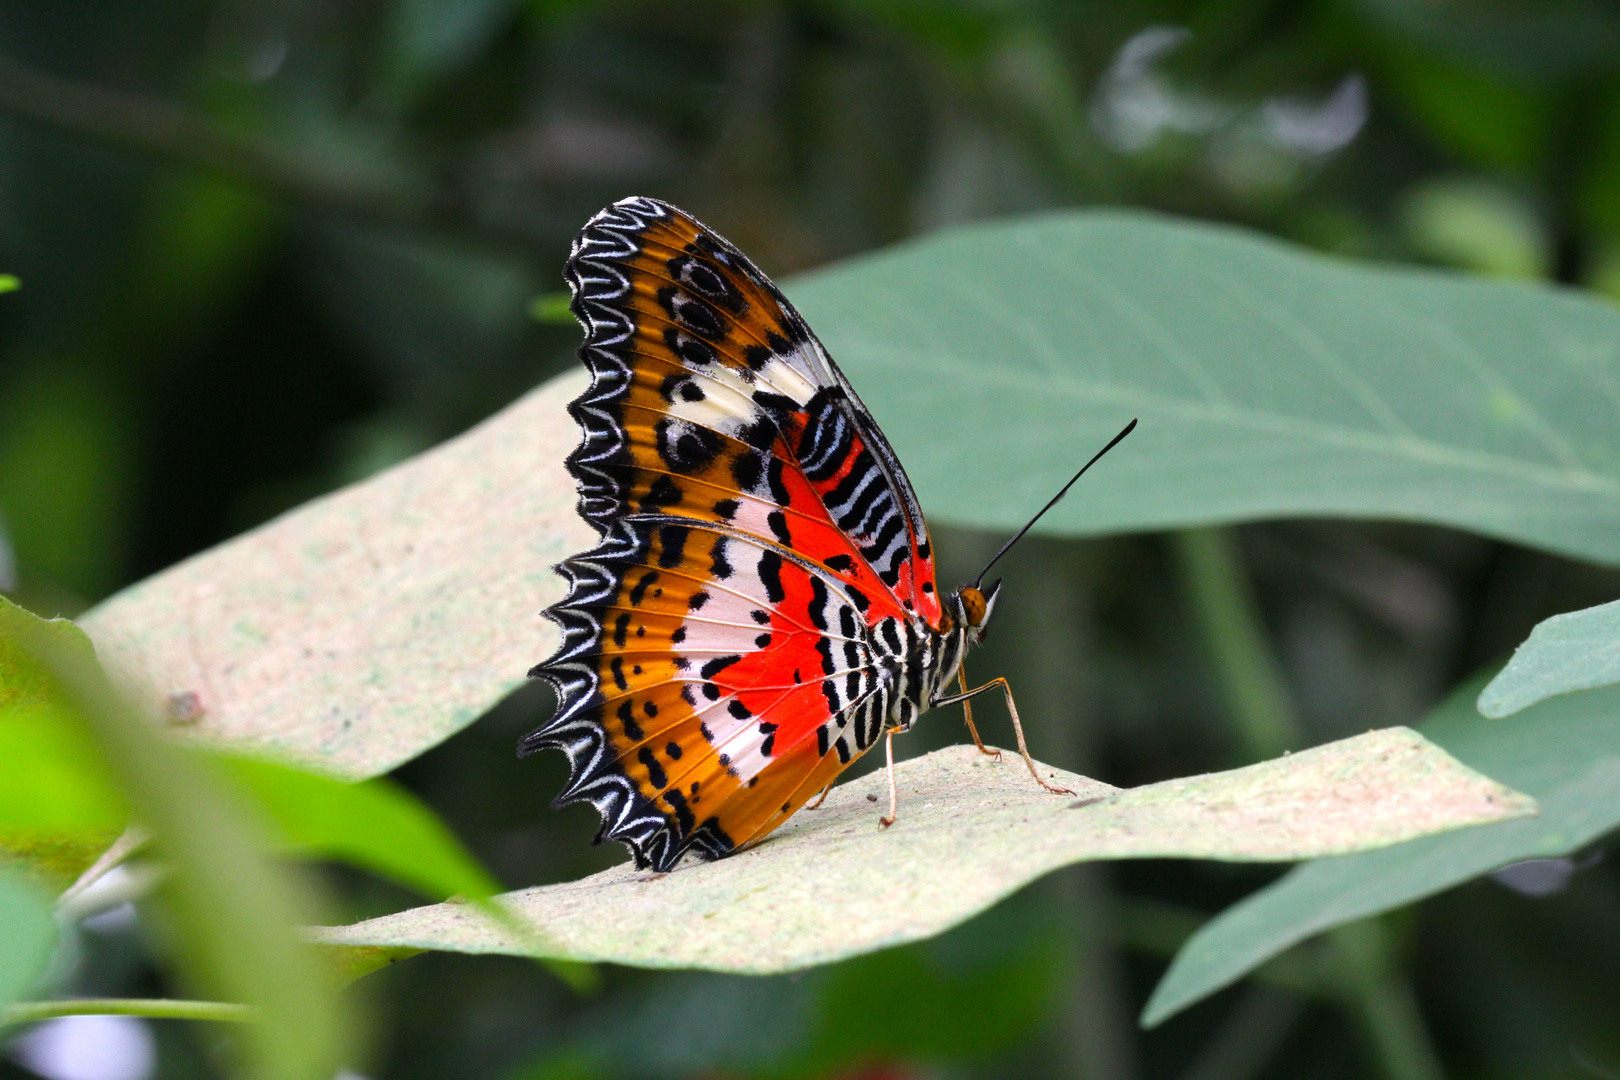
642;475;683;510
710;535;733;579
758;551;785;603
617;699;643;741
637;746;667;789
629;571;659;606
700;654;742;680
731;451;763;492
656;524;691;567
808;576;829;631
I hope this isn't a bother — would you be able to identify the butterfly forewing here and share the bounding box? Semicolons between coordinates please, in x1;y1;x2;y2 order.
527;197;942;870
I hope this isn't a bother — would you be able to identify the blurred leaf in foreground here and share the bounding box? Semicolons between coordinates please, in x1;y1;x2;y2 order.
1477;599;1620;717
11;606;355;1080
0;596;126;883
527;291;574;324
0;869;56;1011
3;597;503;908
1143;674;1620;1026
315;730;1531;975
218;755;501;902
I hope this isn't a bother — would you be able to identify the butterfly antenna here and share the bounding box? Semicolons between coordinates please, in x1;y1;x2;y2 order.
973;418;1137;590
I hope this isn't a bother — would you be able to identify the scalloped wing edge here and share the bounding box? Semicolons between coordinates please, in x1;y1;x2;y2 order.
522;197;735;873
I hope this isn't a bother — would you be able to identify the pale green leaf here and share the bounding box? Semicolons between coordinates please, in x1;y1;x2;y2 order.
82;212;1620;777
80;373;593;779
313;730;1532;975
0;869;56;1010
1142;674;1620;1027
1477;598;1620;717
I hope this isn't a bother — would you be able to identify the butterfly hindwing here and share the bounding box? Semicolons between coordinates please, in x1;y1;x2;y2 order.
527;197;943;870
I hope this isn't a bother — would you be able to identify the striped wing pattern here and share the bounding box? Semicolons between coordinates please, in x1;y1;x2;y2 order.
524;197;946;870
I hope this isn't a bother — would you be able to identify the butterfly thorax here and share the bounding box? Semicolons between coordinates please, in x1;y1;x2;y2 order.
872;579;1000;733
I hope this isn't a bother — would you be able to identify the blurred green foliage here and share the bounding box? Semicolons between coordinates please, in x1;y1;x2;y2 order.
6;1;1620;1079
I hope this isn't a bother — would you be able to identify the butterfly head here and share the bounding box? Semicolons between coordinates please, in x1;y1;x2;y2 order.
950;579;1002;644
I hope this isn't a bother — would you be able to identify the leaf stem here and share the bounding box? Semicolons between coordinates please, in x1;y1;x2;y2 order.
1171;525;1446;1080
1168;527;1300;759
1327;921;1449;1080
3;1000;256;1026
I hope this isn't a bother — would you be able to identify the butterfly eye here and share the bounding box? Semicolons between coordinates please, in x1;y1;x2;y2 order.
959;586;988;627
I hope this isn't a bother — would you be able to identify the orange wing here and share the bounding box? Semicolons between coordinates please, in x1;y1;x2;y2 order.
524;198;941;871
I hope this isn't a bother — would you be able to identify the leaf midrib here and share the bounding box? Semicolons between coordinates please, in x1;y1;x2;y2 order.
856;343;1620;499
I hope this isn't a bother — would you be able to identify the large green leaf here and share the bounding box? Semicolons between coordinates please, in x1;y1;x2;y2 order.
1142;674;1620;1027
80;211;1620;778
0;869;55;1010
313;730;1531;975
789;211;1620;560
1477;599;1620;717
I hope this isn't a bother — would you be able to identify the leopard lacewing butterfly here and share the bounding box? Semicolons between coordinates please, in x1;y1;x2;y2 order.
521;197;1134;871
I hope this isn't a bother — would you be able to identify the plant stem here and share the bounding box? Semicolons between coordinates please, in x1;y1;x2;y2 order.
1168;528;1300;759
1003;539;1138;1080
1171;525;1446;1080
3;999;256;1026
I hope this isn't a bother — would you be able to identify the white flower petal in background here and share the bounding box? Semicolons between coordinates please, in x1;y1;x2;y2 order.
10;1016;155;1080
1092;26;1228;152
1259;73;1368;157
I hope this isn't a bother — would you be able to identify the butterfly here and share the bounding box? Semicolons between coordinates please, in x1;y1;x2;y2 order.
521;197;1134;872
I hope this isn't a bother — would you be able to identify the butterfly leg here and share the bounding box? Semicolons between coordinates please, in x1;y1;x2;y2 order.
806;782;834;810
931;678;1075;796
957;665;1001;760
879;728;900;828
